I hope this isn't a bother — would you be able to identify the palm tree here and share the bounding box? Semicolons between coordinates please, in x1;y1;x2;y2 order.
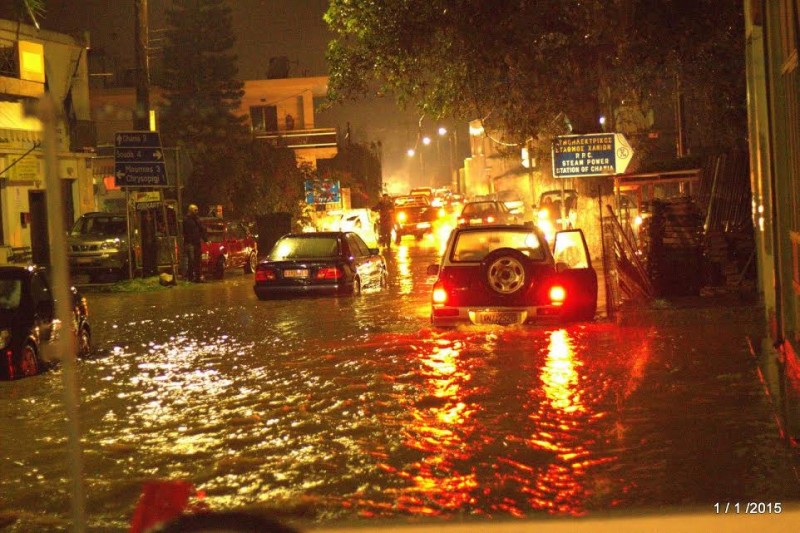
14;0;45;29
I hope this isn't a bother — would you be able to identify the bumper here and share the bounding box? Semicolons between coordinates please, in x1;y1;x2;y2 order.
430;305;563;327
69;252;127;273
254;282;352;299
395;223;432;236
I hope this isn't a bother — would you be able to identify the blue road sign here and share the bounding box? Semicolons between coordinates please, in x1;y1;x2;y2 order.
552;133;616;178
114;130;168;187
304;179;341;204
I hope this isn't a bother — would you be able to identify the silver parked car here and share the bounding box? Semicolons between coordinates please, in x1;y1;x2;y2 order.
67;212;129;281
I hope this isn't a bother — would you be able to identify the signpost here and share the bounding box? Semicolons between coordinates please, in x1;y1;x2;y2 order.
114;131;171;279
114;131;167;187
552;133;633;179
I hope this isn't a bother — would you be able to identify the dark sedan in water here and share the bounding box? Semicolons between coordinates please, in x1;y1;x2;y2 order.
253;231;387;300
0;265;91;380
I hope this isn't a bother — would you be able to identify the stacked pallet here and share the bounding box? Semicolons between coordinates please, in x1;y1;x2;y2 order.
646;197;704;297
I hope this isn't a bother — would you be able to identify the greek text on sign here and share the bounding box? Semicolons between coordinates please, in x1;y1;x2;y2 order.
552;133;633;178
114;130;168;187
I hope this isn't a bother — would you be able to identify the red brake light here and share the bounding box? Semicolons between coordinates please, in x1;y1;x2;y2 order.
255;267;276;281
316;266;343;280
432;281;448;304
549;285;566;306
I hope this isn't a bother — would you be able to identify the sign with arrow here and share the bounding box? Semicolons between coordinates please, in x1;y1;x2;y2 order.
552;133;634;178
114;131;168;187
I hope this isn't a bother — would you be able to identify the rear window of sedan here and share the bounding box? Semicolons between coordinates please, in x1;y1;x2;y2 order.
461;202;503;217
451;230;547;263
269;236;341;260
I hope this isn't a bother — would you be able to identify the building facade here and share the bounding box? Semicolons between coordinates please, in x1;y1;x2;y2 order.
744;0;800;442
0;19;95;265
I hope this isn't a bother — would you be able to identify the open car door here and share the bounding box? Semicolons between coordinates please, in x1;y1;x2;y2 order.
553;229;598;320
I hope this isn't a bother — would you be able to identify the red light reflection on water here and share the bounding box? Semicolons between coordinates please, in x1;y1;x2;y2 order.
346;324;651;519
389;338;482;515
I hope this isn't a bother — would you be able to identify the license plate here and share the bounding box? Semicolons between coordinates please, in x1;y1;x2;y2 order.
473;311;525;325
470;218;483;224
75;257;94;264
283;268;309;278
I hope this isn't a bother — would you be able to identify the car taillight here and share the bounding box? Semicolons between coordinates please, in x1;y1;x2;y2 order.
549;285;566;306
255;267;276;281
486;216;495;223
457;217;466;225
432;281;448;304
316;266;343;279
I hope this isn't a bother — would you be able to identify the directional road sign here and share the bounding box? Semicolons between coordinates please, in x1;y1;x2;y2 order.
552;133;634;178
114;131;168;187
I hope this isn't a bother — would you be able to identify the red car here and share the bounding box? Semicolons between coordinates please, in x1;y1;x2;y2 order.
427;225;597;326
200;218;258;279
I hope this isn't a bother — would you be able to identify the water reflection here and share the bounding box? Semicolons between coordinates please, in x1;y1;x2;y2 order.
395;244;414;295
390;336;482;515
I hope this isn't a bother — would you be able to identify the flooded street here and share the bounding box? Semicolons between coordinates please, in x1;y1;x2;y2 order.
1;240;798;531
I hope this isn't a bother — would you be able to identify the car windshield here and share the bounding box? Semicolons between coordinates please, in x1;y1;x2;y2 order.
0;278;22;310
269;236;340;260
461;202;500;217
451;230;546;262
70;215;127;237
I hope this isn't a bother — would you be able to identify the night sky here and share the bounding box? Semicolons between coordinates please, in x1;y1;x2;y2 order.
1;0;432;189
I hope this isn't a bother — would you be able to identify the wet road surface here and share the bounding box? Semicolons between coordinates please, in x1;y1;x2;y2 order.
1;237;798;531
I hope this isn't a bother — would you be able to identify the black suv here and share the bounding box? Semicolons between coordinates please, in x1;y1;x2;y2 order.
0;266;90;380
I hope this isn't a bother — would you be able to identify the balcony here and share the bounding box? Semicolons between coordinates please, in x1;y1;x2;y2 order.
253;127;338;150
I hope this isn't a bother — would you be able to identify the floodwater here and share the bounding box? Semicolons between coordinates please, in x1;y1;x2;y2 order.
1;237;798;531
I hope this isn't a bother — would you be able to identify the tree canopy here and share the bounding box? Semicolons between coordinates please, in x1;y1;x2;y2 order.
325;0;746;155
160;0;246;149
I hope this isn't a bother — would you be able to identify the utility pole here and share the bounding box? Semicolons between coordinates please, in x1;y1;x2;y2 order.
134;0;150;130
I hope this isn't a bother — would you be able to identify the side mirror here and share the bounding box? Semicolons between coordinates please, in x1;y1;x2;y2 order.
426;264;439;276
556;261;569;273
368;247;379;255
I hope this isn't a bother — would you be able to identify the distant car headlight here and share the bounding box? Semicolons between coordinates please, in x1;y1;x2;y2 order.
634;215;643;226
397;211;407;223
201;253;209;261
538;209;550;220
0;329;11;349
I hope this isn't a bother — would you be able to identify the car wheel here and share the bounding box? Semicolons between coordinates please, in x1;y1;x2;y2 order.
214;258;225;279
18;343;40;378
244;252;257;274
78;326;92;357
481;247;533;297
352;277;362;296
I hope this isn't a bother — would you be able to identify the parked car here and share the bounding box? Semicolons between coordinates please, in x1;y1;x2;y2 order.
427;225;597;326
0;265;91;380
393;195;439;244
253;231;387;300
199;218;258;279
67;212;129;280
536;189;579;242
457;200;520;227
